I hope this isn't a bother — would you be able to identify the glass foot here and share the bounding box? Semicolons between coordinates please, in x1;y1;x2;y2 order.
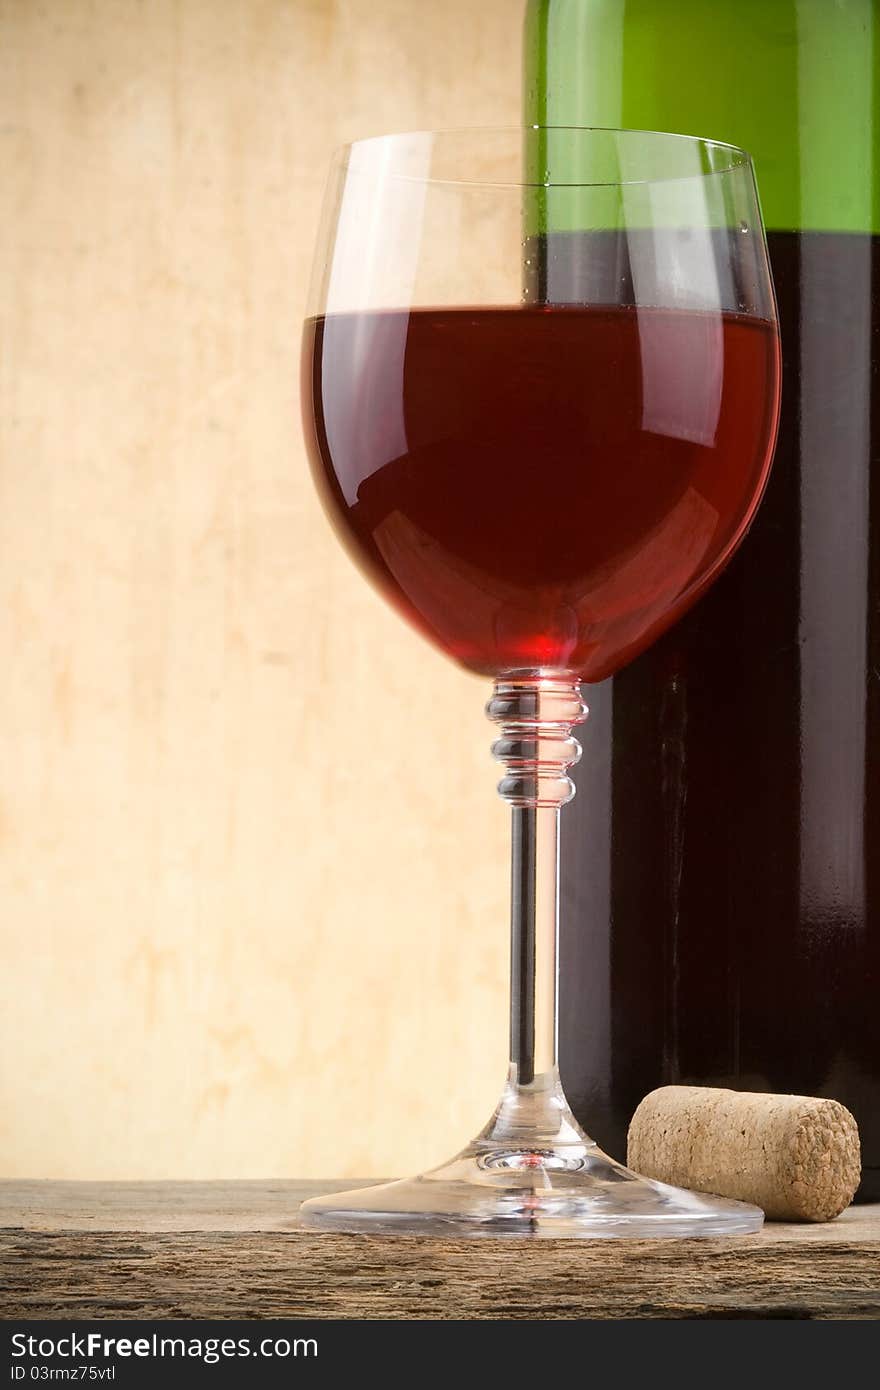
300;1142;763;1239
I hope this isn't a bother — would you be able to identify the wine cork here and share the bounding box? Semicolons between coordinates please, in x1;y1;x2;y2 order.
627;1086;860;1221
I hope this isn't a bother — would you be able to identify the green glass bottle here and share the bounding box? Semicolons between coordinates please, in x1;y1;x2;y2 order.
526;0;880;1197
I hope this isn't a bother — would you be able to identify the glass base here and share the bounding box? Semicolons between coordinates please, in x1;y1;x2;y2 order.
300;1144;763;1239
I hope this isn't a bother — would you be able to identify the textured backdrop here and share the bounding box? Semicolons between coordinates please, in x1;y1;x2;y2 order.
0;0;521;1179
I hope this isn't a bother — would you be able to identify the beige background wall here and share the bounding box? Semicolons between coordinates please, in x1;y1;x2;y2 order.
0;0;522;1179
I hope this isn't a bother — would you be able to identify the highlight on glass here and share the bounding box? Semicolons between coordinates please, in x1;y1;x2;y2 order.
299;128;781;1237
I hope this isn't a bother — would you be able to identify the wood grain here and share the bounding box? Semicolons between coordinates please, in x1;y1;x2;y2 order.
2;1182;878;1320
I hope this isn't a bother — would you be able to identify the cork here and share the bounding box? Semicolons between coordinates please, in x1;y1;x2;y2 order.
627;1086;861;1221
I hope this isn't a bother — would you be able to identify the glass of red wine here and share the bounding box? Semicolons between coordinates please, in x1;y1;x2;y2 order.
300;128;780;1237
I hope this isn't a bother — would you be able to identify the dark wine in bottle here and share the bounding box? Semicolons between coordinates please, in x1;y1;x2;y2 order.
525;0;880;1197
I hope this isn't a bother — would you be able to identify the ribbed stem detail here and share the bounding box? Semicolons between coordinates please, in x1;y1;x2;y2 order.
486;674;589;809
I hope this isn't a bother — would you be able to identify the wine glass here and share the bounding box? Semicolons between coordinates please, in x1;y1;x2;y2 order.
299;128;780;1237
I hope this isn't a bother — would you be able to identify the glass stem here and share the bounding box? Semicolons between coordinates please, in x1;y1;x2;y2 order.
510;805;559;1087
479;673;591;1151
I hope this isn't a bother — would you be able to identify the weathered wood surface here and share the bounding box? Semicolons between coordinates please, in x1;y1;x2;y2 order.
2;1182;879;1320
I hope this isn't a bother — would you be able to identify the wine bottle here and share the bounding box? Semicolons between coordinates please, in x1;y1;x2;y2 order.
525;0;880;1198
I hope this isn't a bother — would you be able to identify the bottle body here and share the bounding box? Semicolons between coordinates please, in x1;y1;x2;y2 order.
526;0;880;1196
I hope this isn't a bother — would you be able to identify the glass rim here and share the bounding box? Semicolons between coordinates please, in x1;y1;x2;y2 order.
332;125;756;190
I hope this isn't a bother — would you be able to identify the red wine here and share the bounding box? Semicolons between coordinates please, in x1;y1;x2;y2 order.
303;306;779;680
560;231;880;1197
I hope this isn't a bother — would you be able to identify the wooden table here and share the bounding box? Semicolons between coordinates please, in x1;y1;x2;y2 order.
2;1181;878;1320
